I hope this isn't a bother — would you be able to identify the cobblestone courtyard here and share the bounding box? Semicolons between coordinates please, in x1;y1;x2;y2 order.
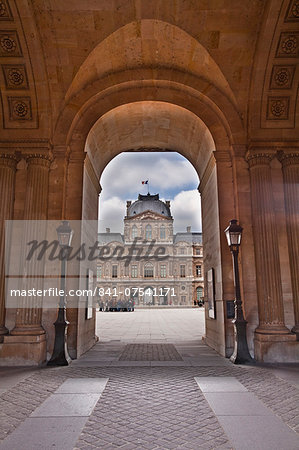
0;309;298;449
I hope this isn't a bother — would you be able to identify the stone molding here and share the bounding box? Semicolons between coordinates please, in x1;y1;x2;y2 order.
213;150;231;163
198;153;215;194
84;155;101;194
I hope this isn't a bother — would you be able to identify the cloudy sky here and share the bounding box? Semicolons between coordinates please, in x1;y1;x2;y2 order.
98;152;202;233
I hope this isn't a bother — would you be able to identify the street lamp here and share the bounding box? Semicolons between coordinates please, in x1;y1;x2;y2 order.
224;219;254;364
47;221;73;366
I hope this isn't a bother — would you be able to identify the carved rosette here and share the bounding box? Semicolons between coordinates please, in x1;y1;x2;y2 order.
8;96;32;121
2;65;29;90
276;32;299;57
0;31;22;56
267;97;289;120
285;0;299;21
0;1;13;20
270;65;295;89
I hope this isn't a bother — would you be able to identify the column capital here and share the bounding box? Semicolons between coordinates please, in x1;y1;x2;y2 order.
277;150;299;167
26;153;53;168
245;152;274;168
0;153;18;170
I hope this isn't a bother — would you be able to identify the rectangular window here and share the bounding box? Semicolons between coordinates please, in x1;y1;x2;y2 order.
112;265;118;278
160;265;166;278
131;265;138;278
180;248;186;255
196;265;202;276
181;295;186;304
144;265;154;277
97;266;102;280
180;265;186;277
195;248;201;256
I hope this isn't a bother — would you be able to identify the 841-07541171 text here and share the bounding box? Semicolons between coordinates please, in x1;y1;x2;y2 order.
98;287;176;297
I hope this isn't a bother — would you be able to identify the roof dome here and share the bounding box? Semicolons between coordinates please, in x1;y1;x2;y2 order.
127;193;172;218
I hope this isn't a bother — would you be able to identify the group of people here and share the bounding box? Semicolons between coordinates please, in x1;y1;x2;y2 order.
98;299;135;312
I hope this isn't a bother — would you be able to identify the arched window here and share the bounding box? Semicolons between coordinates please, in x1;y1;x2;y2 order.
145;224;152;240
196;286;203;300
144;263;154;278
132;225;137;239
160;225;165;239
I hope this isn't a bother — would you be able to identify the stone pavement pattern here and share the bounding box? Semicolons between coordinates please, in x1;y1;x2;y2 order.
0;309;298;449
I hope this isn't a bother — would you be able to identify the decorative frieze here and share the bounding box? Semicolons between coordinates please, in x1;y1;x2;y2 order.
2;64;29;89
0;31;22;56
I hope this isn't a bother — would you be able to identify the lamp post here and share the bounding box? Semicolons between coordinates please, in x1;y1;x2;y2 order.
224;219;254;364
47;221;73;366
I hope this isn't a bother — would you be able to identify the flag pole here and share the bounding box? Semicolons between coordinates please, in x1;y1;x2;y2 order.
147;179;150;194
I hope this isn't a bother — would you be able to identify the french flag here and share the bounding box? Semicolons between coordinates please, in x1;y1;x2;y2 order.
142;180;148;185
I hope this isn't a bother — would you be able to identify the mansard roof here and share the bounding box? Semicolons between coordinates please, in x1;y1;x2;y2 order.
127;193;172;218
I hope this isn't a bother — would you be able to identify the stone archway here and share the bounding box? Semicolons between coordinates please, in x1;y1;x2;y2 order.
21;19;253;362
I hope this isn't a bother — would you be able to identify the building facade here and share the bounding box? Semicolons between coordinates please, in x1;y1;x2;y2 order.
97;194;204;307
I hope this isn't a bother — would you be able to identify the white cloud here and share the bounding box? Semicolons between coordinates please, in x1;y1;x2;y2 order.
171;190;202;232
100;152;199;200
98;196;125;233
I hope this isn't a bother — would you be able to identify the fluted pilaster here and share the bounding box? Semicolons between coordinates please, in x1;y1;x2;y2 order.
0;154;18;339
278;151;299;336
11;154;52;336
247;152;289;334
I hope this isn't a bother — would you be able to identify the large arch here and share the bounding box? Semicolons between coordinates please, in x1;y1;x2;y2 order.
48;20;254;360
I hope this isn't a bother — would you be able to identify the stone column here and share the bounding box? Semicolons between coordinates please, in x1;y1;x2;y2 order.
0;154;18;340
278;151;299;337
247;152;297;362
247;152;290;335
11;154;52;336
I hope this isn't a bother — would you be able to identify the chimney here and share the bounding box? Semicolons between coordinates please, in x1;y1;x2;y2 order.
126;200;131;215
165;200;170;208
186;226;191;233
106;227;110;233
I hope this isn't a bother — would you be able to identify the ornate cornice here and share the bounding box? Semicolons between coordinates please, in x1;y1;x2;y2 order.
277;150;299;167
0;153;18;170
26;153;53;168
245;152;274;168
